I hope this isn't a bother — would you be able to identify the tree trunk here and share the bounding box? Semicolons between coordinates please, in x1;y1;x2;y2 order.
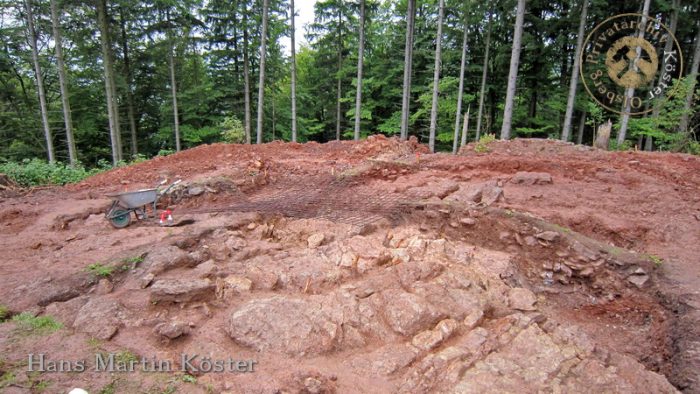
500;0;526;140
576;108;586;145
96;0;122;164
256;0;270;144
353;0;365;141
25;0;55;163
50;0;76;164
460;105;470;147
428;0;445;152
453;4;469;155
561;0;588;142
119;5;138;156
243;11;251;144
290;0;298;142
475;7;492;141
679;20;700;133
400;0;416;140
169;42;180;152
647;0;679;151
335;9;343;141
617;0;651;145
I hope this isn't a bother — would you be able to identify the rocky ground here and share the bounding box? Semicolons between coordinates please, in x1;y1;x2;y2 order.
0;136;698;393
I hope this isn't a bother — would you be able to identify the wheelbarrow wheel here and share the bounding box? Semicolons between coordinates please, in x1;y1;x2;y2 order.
110;209;131;229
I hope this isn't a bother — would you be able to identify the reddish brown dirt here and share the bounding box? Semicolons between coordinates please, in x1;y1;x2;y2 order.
0;137;699;392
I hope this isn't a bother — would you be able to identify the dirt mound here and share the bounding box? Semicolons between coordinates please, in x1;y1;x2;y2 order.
1;138;699;392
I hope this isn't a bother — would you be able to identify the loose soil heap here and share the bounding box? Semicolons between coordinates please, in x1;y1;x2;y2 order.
0;137;698;393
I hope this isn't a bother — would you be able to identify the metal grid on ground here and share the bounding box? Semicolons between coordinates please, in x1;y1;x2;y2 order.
188;176;408;226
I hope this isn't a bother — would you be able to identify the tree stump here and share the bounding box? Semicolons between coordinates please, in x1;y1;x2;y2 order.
594;120;612;150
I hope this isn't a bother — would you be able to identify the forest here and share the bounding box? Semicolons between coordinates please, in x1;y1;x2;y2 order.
1;0;699;170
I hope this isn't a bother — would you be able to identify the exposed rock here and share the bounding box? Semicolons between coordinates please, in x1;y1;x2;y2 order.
95;279;113;295
307;233;326;248
510;172;553;185
150;279;215;303
508;287;538;311
412;329;443;351
217;275;253;299
463;309;484;330
73;297;126;340
37;283;81;307
480;183;504;206
193;260;218;278
154;320;190;339
381;289;443;336
227;296;340;356
357;343;420;375
188;186;205;196
225;236;247;252
535;231;560;242
144;245;196;275
460;217;476;226
628;274;650;288
411;318;459;351
45;296;89;326
139;273;155;289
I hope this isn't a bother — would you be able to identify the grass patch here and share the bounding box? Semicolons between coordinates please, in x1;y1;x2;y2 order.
11;313;62;335
98;379;117;394
115;350;138;365
474;134;496;153
181;374;197;384
86;263;116;278
121;255;144;270
648;254;664;268
0;371;16;389
0;305;10;322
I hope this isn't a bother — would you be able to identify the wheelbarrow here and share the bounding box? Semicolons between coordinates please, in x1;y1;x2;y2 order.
105;179;181;228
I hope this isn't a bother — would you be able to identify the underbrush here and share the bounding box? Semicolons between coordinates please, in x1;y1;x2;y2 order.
0;159;101;187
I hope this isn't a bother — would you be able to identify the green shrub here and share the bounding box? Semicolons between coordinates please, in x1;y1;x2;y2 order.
0;159;99;187
220;116;245;143
475;134;496;153
11;313;62;334
86;263;115;278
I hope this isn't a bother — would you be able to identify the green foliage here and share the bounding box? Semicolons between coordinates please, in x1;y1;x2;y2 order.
0;305;9;322
86;263;116;278
115;351;138;365
121;255;144;270
0;372;16;389
220;116;245;144
648;254;663;268
0;159;99;187
181;374;197;383
98;380;117;394
475;134;496;153
11;313;62;335
157;149;176;157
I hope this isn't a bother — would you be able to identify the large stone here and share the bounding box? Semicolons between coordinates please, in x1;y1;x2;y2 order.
381;289;442;336
144;246;196;275
355;343;420;375
510;172;553;185
227;296;340;356
73;297;126;340
154;320;190;339
217;275;253;299
307;233;326;248
508;287;538;311
150;279;214;303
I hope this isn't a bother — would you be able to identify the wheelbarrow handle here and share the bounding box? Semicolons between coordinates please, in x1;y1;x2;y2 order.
159;179;182;195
